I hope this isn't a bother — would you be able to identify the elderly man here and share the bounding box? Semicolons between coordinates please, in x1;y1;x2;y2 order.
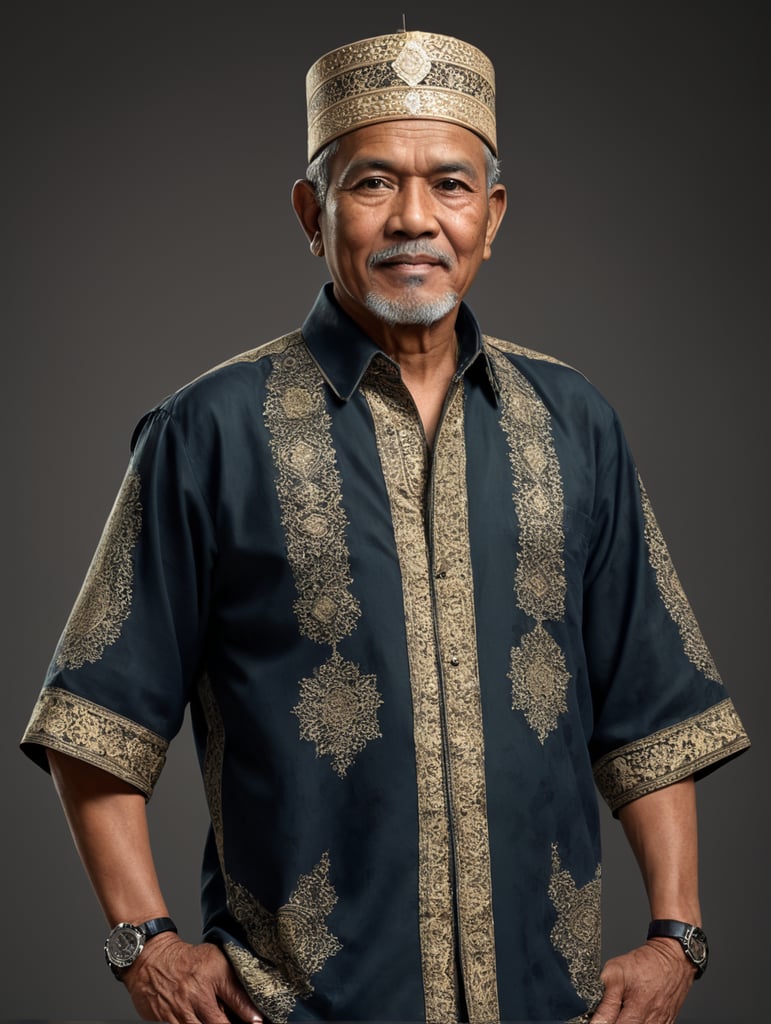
22;27;749;1024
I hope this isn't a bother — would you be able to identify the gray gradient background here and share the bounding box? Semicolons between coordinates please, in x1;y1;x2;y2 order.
2;2;768;1021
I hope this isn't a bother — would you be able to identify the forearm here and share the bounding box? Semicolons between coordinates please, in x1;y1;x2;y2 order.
46;749;261;1023
47;748;169;926
617;776;701;924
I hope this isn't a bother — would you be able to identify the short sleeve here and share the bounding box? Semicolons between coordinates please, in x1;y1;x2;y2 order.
583;409;750;813
20;407;217;797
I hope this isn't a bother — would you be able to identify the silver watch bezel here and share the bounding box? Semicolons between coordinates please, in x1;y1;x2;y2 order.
104;921;146;969
682;924;709;972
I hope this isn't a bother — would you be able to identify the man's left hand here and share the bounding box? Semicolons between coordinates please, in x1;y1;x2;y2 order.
589;937;697;1023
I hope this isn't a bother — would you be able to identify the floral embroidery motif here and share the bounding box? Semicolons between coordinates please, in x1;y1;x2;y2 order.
56;468;142;669
293;651;383;777
488;344;570;743
265;340;361;648
639;475;721;682
199;675;342;1023
228;853;342;1020
263;333;382;774
509;623;571;742
548;844;603;1015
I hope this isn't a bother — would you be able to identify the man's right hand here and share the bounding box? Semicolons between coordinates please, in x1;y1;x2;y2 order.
122;931;263;1024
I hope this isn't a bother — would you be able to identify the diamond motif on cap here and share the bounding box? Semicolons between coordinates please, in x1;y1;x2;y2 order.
392;40;432;86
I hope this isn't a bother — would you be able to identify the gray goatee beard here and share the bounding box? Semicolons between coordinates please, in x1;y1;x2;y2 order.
365;287;459;327
365;240;458;326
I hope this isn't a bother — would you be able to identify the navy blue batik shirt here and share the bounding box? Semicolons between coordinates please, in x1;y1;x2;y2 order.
23;284;750;1024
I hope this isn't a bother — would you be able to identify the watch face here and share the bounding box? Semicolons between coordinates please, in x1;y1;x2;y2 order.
105;924;144;968
686;926;709;967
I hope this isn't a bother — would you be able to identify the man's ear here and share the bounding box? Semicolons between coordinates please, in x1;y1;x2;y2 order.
291;178;322;245
483;183;507;261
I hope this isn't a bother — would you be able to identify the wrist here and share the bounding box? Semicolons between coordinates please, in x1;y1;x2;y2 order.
649;899;701;926
647;918;709;978
104;916;178;981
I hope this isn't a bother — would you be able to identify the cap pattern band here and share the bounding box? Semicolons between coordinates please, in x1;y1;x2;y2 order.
306;31;497;161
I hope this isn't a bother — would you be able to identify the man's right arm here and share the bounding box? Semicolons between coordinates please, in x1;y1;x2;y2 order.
46;749;262;1024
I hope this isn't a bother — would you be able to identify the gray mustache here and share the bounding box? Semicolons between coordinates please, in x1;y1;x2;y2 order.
368;242;454;269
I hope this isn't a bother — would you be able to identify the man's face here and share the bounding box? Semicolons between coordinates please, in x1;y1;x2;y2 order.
296;120;506;333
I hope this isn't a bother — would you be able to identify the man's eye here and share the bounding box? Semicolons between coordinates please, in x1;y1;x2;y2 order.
357;177;388;190
437;179;465;191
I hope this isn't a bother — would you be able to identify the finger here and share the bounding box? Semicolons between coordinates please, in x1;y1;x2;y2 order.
219;998;263;1024
217;997;263;1024
590;1004;622;1024
216;966;263;1023
590;965;624;1023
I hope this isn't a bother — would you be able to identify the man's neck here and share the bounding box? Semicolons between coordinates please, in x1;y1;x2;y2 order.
379;326;459;449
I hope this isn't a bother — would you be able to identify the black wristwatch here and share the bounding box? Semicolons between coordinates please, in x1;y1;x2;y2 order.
647;919;709;978
104;916;178;980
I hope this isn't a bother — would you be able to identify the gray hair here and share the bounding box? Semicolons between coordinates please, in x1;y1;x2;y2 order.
306;138;501;208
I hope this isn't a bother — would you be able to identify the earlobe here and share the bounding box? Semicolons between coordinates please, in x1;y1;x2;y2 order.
310;232;324;257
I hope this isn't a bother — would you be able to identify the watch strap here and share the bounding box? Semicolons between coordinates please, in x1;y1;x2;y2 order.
140;916;178;940
647;918;708;978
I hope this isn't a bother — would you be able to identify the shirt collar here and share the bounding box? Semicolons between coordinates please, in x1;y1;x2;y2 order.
301;283;500;405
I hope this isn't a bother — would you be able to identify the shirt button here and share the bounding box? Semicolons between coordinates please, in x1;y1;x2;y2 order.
450;656;460;666
435;569;447;579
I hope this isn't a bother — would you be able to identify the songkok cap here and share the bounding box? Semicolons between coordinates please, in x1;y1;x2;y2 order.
305;29;497;162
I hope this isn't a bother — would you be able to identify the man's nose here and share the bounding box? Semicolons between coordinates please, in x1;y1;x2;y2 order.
386;181;438;236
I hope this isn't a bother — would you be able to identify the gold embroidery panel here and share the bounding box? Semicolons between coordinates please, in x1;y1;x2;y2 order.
187;330;300;382
22;686;167;796
56;467;142;669
638;475;722;682
292;650;383;778
199;674;342;1022
264;336;361;648
509;623;571;743
263;334;382;775
593;699;750;812
225;942;297;1024
489;349;566;623
429;383;500;1023
484;335;572;368
361;366;459;1024
548;844;603;1014
488;347;571;745
228;854;342;1015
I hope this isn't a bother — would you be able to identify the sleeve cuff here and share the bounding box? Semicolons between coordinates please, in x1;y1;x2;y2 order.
593;698;751;814
20;686;169;798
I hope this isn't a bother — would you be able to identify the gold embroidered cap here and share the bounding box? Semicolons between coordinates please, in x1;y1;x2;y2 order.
305;30;497;161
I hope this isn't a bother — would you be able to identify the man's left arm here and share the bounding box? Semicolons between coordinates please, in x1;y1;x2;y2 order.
590;777;701;1024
